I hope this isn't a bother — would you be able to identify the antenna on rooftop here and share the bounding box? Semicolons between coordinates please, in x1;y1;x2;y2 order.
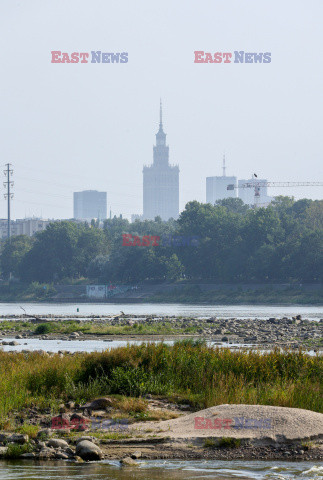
222;153;226;177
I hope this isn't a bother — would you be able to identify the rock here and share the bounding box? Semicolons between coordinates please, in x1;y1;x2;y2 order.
36;429;52;440
120;456;139;466
21;452;35;458
9;433;29;444
15;335;23;339
47;438;69;449
221;336;228;342
83;397;113;410
9;341;19;346
131;451;141;459
64;447;75;456
66;401;75;409
75;436;97;445
58;404;67;413
75;440;103;461
73;455;84;462
55;452;69;459
38;447;55;459
0;433;10;443
0;447;8;457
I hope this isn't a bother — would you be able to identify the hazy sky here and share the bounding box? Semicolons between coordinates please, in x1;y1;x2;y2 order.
0;0;322;220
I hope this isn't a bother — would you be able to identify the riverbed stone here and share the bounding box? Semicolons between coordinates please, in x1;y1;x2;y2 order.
75;440;103;461
120;456;139;466
9;433;29;444
75;436;97;444
47;438;69;449
0;447;8;457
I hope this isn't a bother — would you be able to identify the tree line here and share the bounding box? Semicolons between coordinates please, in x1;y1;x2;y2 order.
0;196;322;284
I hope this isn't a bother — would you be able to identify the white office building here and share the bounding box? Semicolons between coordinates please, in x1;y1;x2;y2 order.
206;155;237;204
73;190;107;221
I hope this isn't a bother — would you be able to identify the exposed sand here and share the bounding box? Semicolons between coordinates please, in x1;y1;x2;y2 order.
131;404;323;445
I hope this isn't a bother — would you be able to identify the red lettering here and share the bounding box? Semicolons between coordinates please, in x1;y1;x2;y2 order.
194;51;204;63
204;53;214;63
222;53;232;63
132;236;142;246
213;418;222;429
71;52;79;63
194;417;205;429
122;234;133;246
51;51;61;63
141;235;151;246
79;52;89;63
61;53;71;63
222;418;233;429
214;52;222;63
150;236;160;246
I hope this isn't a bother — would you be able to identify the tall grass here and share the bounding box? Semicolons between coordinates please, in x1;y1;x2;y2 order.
0;344;321;426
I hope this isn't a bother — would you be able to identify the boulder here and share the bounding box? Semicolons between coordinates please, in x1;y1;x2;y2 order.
131;451;142;459
75;440;103;461
0;433;10;443
0;447;8;457
9;433;29;444
47;438;69;449
38;447;55;459
37;429;52;440
82;397;113;411
75;436;97;445
55;452;69;459
120;456;139;466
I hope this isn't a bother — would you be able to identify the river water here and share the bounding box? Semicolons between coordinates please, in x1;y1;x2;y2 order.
0;303;322;320
0;459;322;480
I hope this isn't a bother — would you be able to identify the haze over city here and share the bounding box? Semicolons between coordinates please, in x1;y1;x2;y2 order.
0;0;322;220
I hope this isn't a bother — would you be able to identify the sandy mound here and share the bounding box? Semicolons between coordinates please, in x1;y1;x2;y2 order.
132;404;323;444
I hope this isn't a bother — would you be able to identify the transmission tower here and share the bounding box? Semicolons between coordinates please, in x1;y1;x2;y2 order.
4;163;14;240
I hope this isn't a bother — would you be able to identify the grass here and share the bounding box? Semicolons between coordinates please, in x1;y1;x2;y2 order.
4;443;33;459
0;319;202;336
218;437;241;448
0;343;321;428
15;423;39;439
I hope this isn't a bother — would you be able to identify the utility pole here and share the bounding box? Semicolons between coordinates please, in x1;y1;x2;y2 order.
4;163;14;240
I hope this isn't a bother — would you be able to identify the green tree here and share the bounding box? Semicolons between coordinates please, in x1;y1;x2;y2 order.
0;235;32;279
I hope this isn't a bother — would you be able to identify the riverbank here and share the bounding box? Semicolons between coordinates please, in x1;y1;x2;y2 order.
0;343;322;463
1;314;322;351
0;283;322;305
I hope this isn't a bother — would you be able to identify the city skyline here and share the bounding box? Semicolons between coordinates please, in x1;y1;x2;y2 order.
1;0;323;220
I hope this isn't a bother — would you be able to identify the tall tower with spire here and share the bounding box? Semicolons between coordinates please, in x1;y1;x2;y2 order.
143;102;179;220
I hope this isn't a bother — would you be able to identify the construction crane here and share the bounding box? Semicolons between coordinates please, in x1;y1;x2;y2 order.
227;175;323;208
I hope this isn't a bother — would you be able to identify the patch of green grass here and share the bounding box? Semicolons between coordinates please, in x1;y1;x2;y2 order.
15;423;39;439
218;437;241;449
4;442;33;459
203;438;216;448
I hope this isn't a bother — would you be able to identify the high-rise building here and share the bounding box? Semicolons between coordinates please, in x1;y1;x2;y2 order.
206;155;237;204
143;102;179;220
73;190;107;221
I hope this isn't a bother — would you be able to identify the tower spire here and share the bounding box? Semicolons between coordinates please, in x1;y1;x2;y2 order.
222;153;226;177
159;98;163;128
